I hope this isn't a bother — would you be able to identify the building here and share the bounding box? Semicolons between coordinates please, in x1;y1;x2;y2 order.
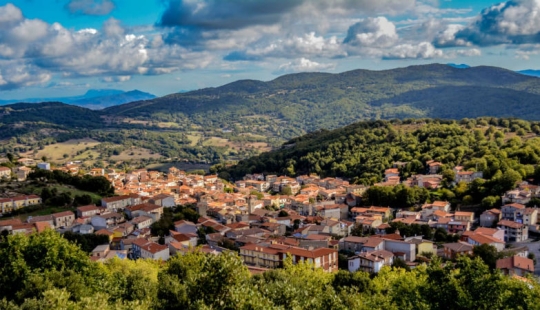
130;216;153;230
101;194;141;212
348;250;394;273
480;209;501;227
150;193;176;208
131;239;170;261
498;220;528;242
239;243;338;272
76;205;101;218
37;162;51;170
496;256;534;276
0;195;42;214
442;242;474;260
0;166;11;178
52;211;75;228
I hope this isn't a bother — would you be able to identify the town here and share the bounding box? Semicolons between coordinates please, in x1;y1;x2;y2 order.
0;157;537;279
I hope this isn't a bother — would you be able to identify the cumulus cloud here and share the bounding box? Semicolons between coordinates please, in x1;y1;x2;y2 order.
438;0;540;47
0;61;51;90
0;4;214;90
382;42;443;59
224;32;343;61
274;58;336;74
66;0;115;16
100;75;131;83
343;17;398;48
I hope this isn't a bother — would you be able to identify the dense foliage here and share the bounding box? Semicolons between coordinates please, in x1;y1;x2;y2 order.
224;117;540;205
0;230;538;309
29;169;114;196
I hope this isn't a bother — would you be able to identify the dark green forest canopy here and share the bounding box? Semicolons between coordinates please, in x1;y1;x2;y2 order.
222;117;540;186
0;230;538;310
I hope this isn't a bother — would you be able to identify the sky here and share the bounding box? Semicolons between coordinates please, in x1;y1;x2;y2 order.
1;0;540;99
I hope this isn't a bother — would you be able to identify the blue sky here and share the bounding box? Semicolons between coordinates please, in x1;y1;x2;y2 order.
1;0;539;99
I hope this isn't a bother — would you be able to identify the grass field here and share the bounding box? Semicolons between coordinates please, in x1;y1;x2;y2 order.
21;184;102;202
33;139;101;162
110;146;162;161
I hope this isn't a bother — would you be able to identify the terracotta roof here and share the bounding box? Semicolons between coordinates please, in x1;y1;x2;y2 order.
496;256;534;272
504;203;526;210
140;242;168;254
77;205;99;212
52;211;74;218
498;220;525;229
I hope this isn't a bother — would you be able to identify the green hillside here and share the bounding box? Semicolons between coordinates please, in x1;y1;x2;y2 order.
104;64;540;137
4;64;540;163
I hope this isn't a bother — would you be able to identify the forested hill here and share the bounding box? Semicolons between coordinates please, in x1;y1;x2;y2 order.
221;117;540;189
104;64;540;133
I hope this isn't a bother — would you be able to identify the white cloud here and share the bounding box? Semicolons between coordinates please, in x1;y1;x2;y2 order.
0;4;215;90
100;75;131;83
343;17;398;48
274;58;335;74
383;42;443;59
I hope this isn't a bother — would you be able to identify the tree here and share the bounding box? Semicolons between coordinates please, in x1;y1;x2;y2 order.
528;253;537;266
473;244;502;270
391;258;410;271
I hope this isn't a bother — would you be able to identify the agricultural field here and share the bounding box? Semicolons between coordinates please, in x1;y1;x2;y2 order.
109;146;162;161
33;139;101;162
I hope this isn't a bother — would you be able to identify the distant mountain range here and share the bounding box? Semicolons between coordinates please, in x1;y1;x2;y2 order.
517;70;540;78
5;63;540;140
447;63;540;78
0;89;156;109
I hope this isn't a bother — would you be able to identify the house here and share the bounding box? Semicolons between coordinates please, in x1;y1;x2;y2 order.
239;244;339;272
150;193;176;208
91;213;124;229
426;160;443;174
496;256;534;276
0;166;11;178
442;242;474;260
454;211;474;222
16;166;32;181
76;205;101;218
405;236;436;257
125;203;163;221
0;195;42;214
454;167;483;183
383;239;416;262
447;221;471;234
130;216;153;230
498;220;528;242
466;233;505;251
174;220;198;234
131;239;170;261
501;203;526;221
502;190;532;205
52;211;75;228
421;201;450;220
101;194;141;212
339;236;369;253
480;209;501;227
348;250;394;273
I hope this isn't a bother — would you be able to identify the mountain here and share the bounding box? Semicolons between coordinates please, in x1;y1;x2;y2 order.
517;70;540;78
447;63;470;69
0;89;155;109
70;90;156;109
104;64;540;139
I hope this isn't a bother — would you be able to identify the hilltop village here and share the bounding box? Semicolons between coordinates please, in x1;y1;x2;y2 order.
0;157;538;277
